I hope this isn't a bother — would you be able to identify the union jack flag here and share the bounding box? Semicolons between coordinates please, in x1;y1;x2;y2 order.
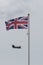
5;16;29;30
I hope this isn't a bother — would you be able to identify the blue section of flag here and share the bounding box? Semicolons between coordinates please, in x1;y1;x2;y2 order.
6;26;14;30
10;19;14;21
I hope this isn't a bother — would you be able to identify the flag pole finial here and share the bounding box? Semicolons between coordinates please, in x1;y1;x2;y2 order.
28;13;30;16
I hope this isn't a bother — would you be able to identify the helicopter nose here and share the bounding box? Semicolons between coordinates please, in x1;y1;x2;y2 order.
12;45;15;48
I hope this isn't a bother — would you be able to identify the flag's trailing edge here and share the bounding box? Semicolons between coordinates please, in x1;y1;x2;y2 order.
5;16;29;30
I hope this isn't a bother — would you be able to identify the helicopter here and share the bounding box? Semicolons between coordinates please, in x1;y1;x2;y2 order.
12;45;21;49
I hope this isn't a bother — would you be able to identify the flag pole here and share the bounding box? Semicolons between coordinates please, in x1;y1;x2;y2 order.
28;13;30;65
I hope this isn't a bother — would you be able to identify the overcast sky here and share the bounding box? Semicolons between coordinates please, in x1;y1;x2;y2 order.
0;0;43;65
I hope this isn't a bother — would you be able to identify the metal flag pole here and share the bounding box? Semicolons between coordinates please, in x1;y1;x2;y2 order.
28;13;30;65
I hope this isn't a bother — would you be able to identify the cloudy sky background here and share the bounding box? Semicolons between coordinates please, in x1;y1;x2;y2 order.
0;0;43;65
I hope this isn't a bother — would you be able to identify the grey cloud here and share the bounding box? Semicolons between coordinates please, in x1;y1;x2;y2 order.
0;0;29;21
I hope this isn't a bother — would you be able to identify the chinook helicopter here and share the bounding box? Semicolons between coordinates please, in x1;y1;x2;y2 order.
12;45;21;49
